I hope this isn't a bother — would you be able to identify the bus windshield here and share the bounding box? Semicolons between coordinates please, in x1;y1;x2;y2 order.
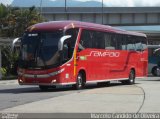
19;30;63;69
148;45;160;76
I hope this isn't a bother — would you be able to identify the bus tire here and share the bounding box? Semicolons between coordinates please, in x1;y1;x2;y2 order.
122;69;135;85
39;85;49;91
74;72;85;90
151;66;158;76
128;69;135;85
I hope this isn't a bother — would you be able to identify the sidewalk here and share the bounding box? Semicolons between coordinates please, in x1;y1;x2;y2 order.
1;85;144;113
0;80;18;85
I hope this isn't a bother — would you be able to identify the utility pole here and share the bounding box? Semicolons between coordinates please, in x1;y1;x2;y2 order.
102;0;104;24
40;0;43;20
65;0;68;20
65;0;67;12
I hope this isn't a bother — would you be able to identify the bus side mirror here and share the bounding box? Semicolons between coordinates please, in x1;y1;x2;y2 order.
154;48;160;54
12;37;21;52
58;35;71;51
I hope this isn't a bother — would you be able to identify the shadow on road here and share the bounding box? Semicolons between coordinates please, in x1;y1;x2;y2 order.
0;82;131;94
0;86;78;94
0;87;40;94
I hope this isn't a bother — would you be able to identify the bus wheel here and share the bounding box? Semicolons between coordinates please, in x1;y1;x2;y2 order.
122;70;135;85
128;70;135;85
152;66;158;76
39;85;49;91
75;73;85;90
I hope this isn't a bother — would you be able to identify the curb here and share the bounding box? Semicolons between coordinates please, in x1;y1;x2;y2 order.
0;80;18;85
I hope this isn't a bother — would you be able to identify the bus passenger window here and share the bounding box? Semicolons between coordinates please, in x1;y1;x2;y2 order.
121;35;127;50
65;28;79;58
116;35;125;50
104;33;115;50
78;30;92;51
92;31;105;49
135;38;143;51
141;38;147;50
78;41;85;51
126;36;136;51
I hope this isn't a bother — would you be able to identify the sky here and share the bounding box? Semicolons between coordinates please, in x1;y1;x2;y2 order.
79;0;160;7
0;0;13;5
1;0;160;7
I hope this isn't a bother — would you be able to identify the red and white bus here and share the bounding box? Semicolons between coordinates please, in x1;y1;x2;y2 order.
17;21;148;90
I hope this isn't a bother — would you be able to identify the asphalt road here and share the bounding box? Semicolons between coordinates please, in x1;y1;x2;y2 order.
0;80;103;110
0;82;80;110
0;76;160;113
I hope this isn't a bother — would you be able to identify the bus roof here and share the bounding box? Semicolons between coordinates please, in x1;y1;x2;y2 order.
27;21;146;38
148;45;160;48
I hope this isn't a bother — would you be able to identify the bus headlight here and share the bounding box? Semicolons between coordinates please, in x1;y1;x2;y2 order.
51;79;57;83
19;79;23;83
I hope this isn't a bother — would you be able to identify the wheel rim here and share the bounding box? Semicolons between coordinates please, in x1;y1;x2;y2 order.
77;74;82;88
154;68;157;76
129;71;134;83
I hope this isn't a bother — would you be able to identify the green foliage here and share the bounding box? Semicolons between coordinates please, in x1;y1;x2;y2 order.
0;4;45;77
1;45;19;75
0;3;8;18
0;67;7;77
0;4;44;37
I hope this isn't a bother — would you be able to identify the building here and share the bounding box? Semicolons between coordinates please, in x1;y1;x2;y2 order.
41;7;160;45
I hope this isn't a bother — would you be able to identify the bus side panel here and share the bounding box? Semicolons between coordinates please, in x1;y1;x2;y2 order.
109;50;148;79
60;61;75;84
108;50;141;79
108;50;128;79
86;49;109;81
136;50;148;77
76;49;106;81
141;49;148;77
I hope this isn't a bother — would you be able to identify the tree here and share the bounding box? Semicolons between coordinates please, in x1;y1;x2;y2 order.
1;45;18;75
0;4;9;37
0;4;44;77
0;4;44;38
